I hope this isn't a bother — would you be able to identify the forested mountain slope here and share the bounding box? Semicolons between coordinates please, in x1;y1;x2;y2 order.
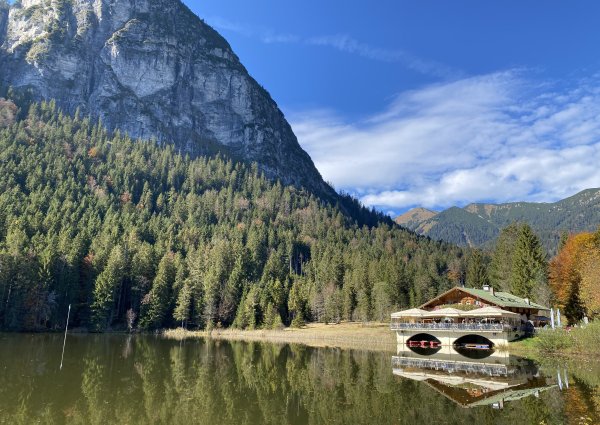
0;102;464;331
396;189;600;253
0;0;333;199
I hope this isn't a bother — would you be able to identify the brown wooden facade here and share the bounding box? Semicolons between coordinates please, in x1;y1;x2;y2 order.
420;287;548;318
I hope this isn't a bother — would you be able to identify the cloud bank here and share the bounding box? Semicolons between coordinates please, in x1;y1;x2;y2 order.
289;71;600;212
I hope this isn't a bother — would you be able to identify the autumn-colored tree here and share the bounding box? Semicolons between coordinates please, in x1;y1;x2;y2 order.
0;99;17;127
580;250;600;319
548;232;595;323
446;258;465;287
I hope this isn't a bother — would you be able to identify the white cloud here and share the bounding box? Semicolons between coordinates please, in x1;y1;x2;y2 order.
289;71;600;212
261;33;300;44
305;34;456;78
204;16;254;37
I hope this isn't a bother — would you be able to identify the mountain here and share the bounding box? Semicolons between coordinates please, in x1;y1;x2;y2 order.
395;207;437;231
400;206;500;248
0;0;333;199
396;189;600;252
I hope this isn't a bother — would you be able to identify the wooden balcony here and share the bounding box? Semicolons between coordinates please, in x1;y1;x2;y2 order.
390;322;517;333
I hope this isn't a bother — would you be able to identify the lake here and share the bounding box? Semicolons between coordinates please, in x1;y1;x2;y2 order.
0;333;597;424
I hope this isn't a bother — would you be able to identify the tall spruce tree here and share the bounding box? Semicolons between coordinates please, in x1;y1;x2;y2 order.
91;245;126;331
466;249;489;289
140;253;176;330
510;224;547;298
174;278;193;328
489;223;521;292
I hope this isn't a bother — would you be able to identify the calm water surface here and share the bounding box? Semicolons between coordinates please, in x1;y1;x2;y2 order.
0;333;598;424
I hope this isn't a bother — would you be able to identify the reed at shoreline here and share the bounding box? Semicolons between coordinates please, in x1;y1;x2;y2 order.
164;320;600;359
163;322;397;352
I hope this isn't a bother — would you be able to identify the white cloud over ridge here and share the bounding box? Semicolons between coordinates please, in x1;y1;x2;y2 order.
289;71;600;213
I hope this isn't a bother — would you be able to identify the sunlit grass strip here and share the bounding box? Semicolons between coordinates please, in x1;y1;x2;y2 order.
511;321;600;356
163;322;397;352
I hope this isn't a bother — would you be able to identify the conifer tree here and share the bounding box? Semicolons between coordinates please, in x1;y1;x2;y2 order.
186;249;205;329
233;286;260;329
288;278;309;327
91;245;126;331
489;223;521;291
174;279;193;328
140;253;176;329
510;224;547;298
466;249;489;288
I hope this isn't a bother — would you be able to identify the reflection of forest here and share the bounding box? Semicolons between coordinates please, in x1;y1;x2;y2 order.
0;334;598;424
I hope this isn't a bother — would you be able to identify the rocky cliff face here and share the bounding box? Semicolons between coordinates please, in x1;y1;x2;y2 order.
0;0;332;197
0;2;8;43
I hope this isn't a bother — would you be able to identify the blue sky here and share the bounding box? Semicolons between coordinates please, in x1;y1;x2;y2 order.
187;1;600;215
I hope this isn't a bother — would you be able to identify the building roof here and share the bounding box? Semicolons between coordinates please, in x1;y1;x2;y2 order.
462;306;521;318
426;307;465;317
420;287;549;311
391;308;429;318
393;306;522;319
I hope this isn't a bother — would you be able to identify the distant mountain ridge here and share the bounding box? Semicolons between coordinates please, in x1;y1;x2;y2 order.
395;189;600;252
394;207;437;231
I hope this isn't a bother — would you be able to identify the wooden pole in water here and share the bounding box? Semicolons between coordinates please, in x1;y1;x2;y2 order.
60;304;71;370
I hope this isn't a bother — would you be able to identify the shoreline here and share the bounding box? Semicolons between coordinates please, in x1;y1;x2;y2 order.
163;322;398;352
162;322;598;360
6;322;596;360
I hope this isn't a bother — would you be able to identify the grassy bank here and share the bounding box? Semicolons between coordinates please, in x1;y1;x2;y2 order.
163;322;397;352
510;321;600;357
164;320;600;357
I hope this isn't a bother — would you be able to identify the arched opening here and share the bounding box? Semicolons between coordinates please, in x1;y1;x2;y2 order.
454;334;494;350
406;333;442;355
454;346;495;359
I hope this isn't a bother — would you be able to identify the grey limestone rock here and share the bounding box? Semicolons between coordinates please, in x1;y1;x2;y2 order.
0;0;332;197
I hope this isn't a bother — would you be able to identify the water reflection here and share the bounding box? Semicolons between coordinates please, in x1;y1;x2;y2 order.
393;344;556;409
0;333;598;424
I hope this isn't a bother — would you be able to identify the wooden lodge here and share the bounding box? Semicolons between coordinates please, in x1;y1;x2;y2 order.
420;285;549;322
390;286;550;348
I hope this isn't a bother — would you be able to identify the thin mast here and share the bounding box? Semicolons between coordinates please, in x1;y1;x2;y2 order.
60;304;71;370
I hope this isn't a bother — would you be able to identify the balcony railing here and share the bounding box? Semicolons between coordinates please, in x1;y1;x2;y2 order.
390;322;516;332
391;356;510;377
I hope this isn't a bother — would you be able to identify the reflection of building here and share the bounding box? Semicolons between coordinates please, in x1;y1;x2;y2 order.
392;345;556;409
390;286;550;348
